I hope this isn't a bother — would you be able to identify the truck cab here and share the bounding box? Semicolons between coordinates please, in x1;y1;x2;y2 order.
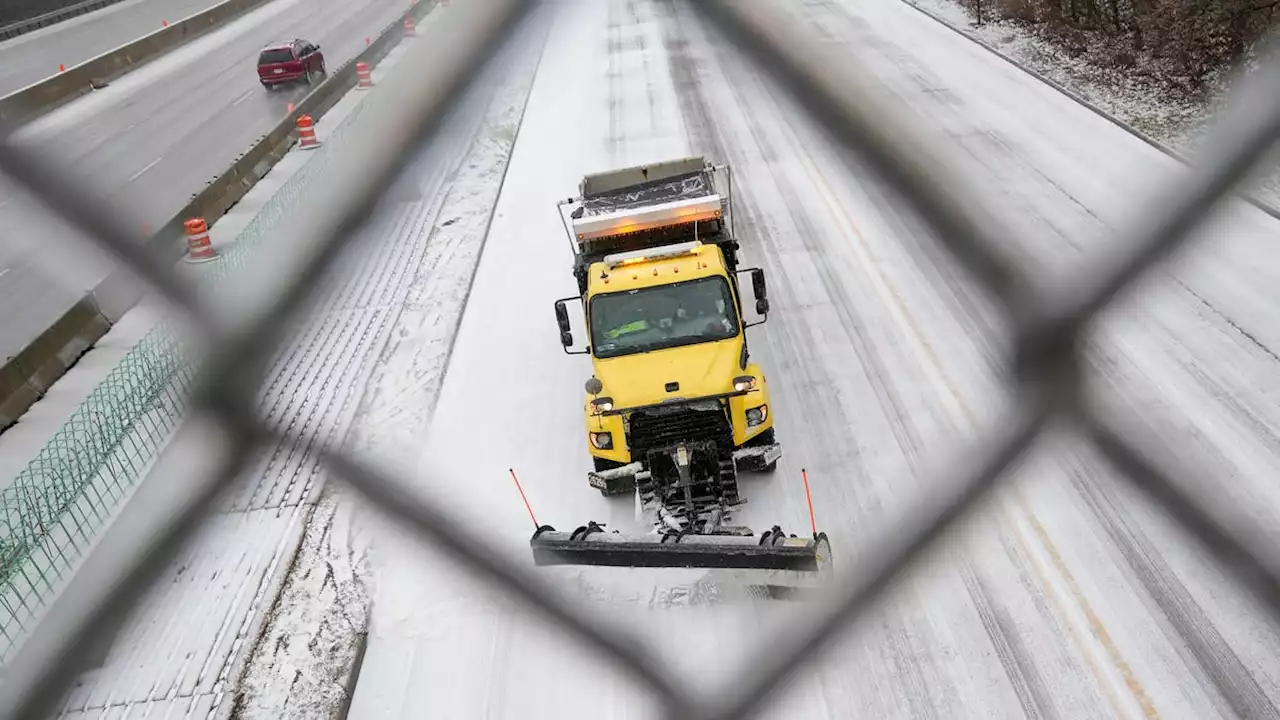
553;157;782;501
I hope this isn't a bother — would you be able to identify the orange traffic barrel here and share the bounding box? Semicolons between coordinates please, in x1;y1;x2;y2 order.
184;218;217;263
296;114;320;149
356;62;373;89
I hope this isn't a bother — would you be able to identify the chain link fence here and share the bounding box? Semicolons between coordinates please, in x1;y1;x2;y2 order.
1;0;1280;717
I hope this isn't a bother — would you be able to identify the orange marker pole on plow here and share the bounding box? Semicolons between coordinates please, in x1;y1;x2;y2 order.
509;469;540;530
801;468;817;536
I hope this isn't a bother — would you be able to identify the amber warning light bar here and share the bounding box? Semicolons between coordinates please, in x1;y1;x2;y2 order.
573;194;724;242
603;240;702;269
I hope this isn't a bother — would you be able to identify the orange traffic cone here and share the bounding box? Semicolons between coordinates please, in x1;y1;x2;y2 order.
356;62;373;89
404;16;416;36
184;218;217;263
296;114;320;149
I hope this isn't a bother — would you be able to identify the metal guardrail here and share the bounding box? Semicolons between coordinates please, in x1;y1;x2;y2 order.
1;0;1279;717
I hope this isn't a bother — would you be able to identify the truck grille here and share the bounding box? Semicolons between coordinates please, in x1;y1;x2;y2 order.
627;401;732;454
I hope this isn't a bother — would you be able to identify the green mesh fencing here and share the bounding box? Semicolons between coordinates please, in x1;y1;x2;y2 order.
0;84;370;663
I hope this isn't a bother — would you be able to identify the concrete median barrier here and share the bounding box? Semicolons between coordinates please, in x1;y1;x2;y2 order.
0;0;442;431
0;0;274;127
0;298;109;428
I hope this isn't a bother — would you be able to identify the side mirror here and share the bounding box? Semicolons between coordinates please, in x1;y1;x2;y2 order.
585;377;603;395
737;268;770;328
751;268;767;301
554;300;572;334
553;296;590;355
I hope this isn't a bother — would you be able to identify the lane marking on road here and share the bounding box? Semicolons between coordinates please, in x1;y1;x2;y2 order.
755;61;1158;717
127;157;162;182
996;496;1143;719
1014;486;1160;718
232;89;254;107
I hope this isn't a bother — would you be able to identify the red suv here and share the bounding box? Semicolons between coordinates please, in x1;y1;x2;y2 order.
257;39;326;89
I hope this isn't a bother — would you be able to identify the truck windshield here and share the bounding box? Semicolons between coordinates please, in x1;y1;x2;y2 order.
590;276;740;359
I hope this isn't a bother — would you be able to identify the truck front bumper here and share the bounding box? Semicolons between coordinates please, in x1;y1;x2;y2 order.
587;442;783;495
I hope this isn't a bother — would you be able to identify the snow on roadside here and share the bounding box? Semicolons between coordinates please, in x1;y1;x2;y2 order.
228;495;371;719
225;28;545;719
899;0;1280;206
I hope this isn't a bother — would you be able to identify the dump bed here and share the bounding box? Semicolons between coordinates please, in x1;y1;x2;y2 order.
566;157;729;262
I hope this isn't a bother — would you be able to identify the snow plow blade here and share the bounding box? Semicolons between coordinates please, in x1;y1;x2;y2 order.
530;523;831;573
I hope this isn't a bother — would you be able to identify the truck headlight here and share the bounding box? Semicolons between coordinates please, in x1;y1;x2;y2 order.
591;396;614;413
733;375;757;392
746;405;768;427
590;431;613;449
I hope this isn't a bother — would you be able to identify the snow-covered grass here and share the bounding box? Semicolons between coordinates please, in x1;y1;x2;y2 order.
900;0;1280;205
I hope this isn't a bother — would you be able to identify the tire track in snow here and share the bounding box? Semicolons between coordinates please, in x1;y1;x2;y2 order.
960;562;1059;720
739;4;1280;717
658;9;1036;716
804;1;1280;716
653;2;1030;716
657;2;1183;716
1066;455;1280;719
653;0;873;512
731;68;1075;717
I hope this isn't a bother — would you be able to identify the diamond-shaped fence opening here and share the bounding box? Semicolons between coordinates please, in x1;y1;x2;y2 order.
0;0;1279;718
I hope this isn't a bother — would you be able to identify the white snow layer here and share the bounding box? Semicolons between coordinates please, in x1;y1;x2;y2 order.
25;0;1257;717
337;0;1280;718
228;20;549;720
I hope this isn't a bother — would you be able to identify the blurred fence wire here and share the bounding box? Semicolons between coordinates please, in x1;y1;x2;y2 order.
2;0;1280;718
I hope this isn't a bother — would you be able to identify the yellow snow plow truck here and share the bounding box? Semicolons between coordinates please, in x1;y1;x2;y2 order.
529;156;831;577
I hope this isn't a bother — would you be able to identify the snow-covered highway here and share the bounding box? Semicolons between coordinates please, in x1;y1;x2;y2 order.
25;0;1280;716
341;0;1280;717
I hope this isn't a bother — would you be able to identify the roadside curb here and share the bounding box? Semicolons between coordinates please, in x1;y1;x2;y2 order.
894;0;1280;223
335;631;369;720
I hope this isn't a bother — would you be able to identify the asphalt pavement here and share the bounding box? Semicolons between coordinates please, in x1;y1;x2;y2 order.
344;0;1280;716
0;0;414;362
0;0;230;97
